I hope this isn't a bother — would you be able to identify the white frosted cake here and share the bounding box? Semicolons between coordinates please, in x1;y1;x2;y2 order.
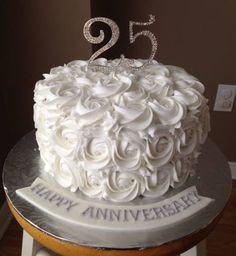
33;58;210;203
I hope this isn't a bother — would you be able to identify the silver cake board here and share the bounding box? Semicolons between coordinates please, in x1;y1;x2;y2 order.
2;131;232;249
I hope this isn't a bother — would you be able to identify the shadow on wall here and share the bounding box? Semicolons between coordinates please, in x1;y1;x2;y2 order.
0;1;91;202
0;90;10;205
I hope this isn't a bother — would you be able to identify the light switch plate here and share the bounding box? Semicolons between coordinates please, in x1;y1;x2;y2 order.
214;84;236;112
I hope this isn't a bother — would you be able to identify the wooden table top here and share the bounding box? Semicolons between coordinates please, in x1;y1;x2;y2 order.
8;199;225;256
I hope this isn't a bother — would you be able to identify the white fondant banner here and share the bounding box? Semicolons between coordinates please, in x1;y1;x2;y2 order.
16;178;213;230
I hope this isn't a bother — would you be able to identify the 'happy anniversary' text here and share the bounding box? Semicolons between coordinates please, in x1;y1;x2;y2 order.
31;182;201;223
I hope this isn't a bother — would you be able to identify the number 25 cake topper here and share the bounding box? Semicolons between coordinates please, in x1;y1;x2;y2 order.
83;14;158;72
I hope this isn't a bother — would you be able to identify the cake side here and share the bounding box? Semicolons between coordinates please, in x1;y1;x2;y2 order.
33;58;210;202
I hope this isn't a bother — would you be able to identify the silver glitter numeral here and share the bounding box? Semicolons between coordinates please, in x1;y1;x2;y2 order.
83;15;157;72
83;17;120;71
127;14;158;69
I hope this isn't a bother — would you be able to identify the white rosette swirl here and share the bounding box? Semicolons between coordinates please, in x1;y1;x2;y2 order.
35;129;55;175
173;88;204;112
176;118;199;156
145;129;175;170
122;86;148;103
53;157;77;191
75;91;111;129
91;71;132;99
104;170;145;202
114;96;153;131
51;119;80;159
170;156;193;188
149;97;186;128
144;166;171;198
78;170;104;198
82;137;112;171
112;128;145;172
137;64;173;97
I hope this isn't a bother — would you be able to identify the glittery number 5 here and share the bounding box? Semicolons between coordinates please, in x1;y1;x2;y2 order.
83;17;120;63
129;15;157;64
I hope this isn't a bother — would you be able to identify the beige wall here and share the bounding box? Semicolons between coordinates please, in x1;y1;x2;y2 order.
91;0;236;161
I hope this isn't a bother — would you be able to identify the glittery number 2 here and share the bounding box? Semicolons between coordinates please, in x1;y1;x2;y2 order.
129;15;157;64
83;17;120;63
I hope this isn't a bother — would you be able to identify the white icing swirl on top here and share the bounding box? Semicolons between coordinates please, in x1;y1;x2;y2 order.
34;58;210;202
